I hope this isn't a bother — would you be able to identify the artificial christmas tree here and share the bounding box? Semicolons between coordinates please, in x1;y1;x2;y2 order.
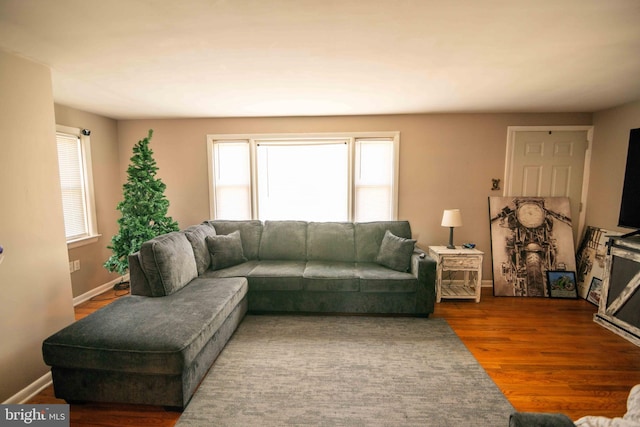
105;129;179;278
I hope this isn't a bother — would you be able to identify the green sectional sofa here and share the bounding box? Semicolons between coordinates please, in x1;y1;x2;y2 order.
43;220;436;409
198;220;436;314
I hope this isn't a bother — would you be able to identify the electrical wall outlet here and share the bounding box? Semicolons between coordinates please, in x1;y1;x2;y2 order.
69;260;80;273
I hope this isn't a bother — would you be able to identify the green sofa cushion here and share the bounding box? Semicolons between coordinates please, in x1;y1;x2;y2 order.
138;232;198;296
306;222;355;262
183;223;217;275
303;261;359;291
202;260;259;279
357;263;417;293
259;221;307;260
248;260;306;290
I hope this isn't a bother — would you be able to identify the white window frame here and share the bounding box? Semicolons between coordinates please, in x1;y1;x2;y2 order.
206;132;400;222
56;125;100;248
353;137;399;222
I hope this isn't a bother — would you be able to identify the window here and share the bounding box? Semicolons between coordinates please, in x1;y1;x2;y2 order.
211;141;252;220
207;133;399;222
256;141;349;221
55;125;99;247
354;139;396;222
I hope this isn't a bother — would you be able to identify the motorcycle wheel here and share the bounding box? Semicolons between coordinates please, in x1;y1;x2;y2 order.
525;252;545;297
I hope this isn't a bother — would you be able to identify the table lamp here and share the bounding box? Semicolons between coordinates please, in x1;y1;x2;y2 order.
441;209;462;249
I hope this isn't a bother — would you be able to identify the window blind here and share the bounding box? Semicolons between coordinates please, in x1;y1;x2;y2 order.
213;142;252;220
56;132;89;240
354;139;395;222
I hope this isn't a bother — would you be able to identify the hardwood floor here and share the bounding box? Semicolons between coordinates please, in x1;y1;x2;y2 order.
28;287;640;426
433;288;640;421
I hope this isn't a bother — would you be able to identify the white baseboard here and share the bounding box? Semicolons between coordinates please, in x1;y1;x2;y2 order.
73;274;130;306
2;372;52;404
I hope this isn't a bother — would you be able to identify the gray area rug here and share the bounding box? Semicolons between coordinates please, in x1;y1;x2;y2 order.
176;315;514;426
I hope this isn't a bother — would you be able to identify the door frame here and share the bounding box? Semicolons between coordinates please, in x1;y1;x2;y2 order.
504;125;594;243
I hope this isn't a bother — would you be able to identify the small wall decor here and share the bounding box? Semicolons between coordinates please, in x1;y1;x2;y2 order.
488;196;576;297
587;277;603;306
0;245;4;265
575;226;621;299
491;179;501;191
546;270;578;299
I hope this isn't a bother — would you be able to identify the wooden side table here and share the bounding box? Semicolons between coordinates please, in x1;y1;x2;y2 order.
428;246;484;303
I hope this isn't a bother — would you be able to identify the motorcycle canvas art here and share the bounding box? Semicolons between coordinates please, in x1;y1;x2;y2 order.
488;196;577;297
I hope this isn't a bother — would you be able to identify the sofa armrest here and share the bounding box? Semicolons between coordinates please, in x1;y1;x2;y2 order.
411;248;437;315
509;412;576;427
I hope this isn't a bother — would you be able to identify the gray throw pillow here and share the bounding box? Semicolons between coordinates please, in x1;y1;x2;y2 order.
375;230;416;272
206;230;248;271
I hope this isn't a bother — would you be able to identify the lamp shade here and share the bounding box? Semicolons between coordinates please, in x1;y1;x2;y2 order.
441;209;463;228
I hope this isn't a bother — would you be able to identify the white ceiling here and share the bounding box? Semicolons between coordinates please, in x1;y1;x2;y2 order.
1;0;640;120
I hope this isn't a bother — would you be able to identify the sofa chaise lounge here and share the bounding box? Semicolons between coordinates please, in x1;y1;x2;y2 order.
42;220;436;409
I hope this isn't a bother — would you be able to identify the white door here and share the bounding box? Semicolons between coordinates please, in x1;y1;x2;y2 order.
505;127;592;243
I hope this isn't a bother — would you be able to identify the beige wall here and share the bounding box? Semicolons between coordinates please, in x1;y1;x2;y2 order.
118;112;592;280
587;100;640;232
0;50;75;402
54;105;122;298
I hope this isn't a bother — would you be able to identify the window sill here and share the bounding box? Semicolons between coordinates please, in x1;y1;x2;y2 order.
67;234;101;250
